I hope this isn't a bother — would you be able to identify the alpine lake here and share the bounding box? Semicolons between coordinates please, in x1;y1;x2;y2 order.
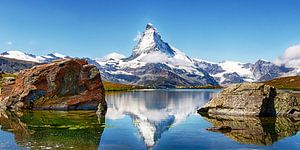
1;89;300;150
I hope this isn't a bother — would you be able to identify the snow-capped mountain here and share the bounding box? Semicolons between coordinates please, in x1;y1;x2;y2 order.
96;23;218;88
0;50;66;63
95;23;298;86
251;59;294;81
194;59;294;85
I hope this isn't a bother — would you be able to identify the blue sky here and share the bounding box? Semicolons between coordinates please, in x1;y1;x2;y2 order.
1;0;300;62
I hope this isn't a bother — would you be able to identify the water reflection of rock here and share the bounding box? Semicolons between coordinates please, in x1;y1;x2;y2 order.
201;114;300;145
0;110;105;149
106;90;216;148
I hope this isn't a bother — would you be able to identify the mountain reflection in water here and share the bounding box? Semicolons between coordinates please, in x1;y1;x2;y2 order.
104;90;217;148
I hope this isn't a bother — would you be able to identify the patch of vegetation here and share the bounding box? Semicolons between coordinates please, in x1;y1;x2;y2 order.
103;81;146;91
264;76;300;91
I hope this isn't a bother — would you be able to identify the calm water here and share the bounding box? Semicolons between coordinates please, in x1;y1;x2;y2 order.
1;89;300;149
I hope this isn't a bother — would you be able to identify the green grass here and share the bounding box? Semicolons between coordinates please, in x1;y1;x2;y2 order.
264;76;300;91
103;81;145;91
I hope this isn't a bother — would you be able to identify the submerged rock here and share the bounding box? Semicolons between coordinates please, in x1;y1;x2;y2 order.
198;83;300;116
0;59;107;112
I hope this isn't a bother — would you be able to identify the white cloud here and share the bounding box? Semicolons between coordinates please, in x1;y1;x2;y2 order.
274;44;300;68
133;31;142;42
6;41;13;45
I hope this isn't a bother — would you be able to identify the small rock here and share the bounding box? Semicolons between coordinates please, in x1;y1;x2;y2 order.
207;126;232;133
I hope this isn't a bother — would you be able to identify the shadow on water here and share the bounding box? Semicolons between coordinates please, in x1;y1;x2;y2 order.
200;113;300;146
0;109;105;149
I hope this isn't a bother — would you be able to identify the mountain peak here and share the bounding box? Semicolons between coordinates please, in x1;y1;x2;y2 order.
145;23;156;30
131;23;175;58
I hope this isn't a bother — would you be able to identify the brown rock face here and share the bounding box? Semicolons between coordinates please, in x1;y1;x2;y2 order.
198;83;300;116
0;59;107;112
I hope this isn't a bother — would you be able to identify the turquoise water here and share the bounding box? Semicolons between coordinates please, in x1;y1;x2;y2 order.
1;89;300;149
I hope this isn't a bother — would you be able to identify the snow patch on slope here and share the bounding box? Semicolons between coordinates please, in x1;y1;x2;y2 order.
217;60;254;82
219;61;252;77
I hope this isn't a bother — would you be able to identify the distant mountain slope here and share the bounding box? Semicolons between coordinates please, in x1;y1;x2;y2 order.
0;57;40;73
194;59;294;85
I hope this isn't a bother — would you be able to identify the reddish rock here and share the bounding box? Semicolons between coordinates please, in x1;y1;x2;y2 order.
0;59;106;113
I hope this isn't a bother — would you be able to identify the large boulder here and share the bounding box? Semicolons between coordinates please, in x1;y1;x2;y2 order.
0;59;107;113
198;83;300;116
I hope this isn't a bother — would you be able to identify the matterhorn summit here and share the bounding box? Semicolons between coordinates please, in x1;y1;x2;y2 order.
132;23;175;57
127;23;195;68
